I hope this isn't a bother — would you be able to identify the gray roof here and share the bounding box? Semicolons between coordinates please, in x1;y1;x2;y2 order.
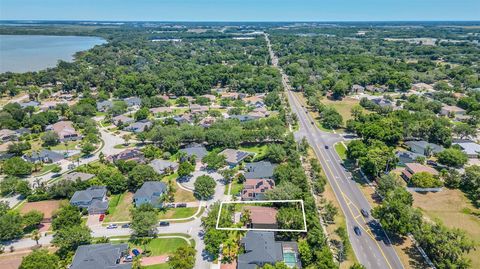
220;149;251;165
63;172;95;182
149;159;179;174
126;120;152;133
134;181;168;203
19;101;40;108
97;100;114;110
70;243;131;269
238;231;283;269
70;186;107;204
24;149;64;163
180;145;208;160
244;161;276;179
405;140;444;155
229;115;258;122
123;97;141;107
453;141;480;156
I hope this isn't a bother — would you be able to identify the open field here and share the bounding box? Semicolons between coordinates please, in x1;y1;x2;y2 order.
321;97;361;124
145;264;170;269
173;185;196;202
105;192;133;222
19;199;64;219
412;189;480;268
131;237;188;256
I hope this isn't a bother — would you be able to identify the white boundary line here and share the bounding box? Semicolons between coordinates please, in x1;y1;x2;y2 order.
215;199;308;232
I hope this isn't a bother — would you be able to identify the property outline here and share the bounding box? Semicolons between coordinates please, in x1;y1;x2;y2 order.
215;199;308;232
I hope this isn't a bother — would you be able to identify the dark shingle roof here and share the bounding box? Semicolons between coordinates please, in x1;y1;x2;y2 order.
134;181;167;201
244;161;276;179
238;231;283;269
70;243;131;269
70;186;107;204
180;145;208;160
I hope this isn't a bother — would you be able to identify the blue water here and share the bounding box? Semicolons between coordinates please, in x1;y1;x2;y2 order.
0;35;106;73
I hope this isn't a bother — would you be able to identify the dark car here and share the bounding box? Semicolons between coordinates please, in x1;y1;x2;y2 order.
354;226;362;236
165;203;175;208
176;203;187;208
159;221;170;227
132;249;140;256
311;121;314;125
427;160;438;166
324;145;329;149
121;224;130;228
360;209;369;218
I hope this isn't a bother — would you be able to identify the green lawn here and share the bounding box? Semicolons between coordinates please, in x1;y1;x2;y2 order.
158;207;198;220
239;144;268;161
50;140;80;150
105;192;133;222
37;163;60;174
145;264;170;269
225;180;243;196
131;238;188;256
335;143;347;160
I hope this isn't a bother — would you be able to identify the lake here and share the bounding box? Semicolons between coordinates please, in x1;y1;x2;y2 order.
0;35;106;73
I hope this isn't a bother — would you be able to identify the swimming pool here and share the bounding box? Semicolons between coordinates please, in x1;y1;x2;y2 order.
283;250;297;267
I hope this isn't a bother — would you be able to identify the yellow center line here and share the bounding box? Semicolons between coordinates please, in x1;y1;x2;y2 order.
289;91;394;269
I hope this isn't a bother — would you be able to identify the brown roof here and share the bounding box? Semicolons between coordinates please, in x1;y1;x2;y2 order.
405;163;439;175
244;206;278;225
47;121;78;138
241;179;275;199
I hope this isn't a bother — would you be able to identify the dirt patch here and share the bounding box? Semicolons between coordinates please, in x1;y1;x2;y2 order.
20;200;64;222
221;260;237;269
141;255;169;266
0;255;22;269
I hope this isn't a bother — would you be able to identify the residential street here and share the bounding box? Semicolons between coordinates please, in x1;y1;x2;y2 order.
265;33;404;269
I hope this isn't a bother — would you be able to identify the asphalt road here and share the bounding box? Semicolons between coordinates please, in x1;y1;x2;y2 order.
265;34;404;269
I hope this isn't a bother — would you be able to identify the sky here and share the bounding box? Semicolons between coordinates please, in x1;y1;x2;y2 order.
0;0;479;22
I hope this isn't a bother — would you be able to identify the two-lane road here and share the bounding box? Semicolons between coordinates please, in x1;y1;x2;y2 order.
265;33;403;269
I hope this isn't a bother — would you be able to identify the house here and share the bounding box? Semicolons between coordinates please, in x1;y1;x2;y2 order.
411;83;434;92
244;206;278;229
149;159;179;174
172;115;190;124
70;243;131;269
107;148;144;163
372;97;394;108
220;149;251;166
63;172;95;182
46;121;81;141
15;127;31;136
404;140;444;156
229;115;259;122
220;92;239;100
39;101;65;111
401;163;439;181
180;144;208;161
243;95;265;106
134;181;168;208
123;97;142;107
366;85;387;93
201;94;217;102
238;231;301;269
241;179;275;201
453;140;480;158
351;84;365;93
440;105;466;117
189;104;209;114
0;129;18;142
112;114;134;126
198;116;216;127
396;151;423;166
70;186;108;214
19;101;40;109
244;161;276;179
125;120;152;133
96;100;114;112
150;106;173;115
23;149;64;163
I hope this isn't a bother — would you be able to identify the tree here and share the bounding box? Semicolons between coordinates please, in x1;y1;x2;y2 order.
134;107;150;121
277;207;304;230
7;142;31;156
31;229;41;245
202;152;226;170
3;157;33;176
322;201;338;223
219;168;236;184
411;172;442;188
194;175;216;200
80;142;95;156
127;164;158;191
453;123;476;139
19;249;59;269
462;165;480;206
376;173;402;198
266;143;287;163
22;210;44;231
52;225;92;255
321;107;343;129
266;181;303;200
16;180;32;197
51;205;82;231
0;211;24;240
178;161;195;178
437;148;468;168
349;263;367;269
168;245;196;269
130;204;157;237
298;238;313;266
332;79;349;99
41;131;60;147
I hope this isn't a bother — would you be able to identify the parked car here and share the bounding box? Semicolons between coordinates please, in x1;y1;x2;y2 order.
121;224;130;228
354;226;362;236
360;209;369;218
311;121;314;125
107;224;117;229
159;221;170;227
427;160;438;166
68;164;76;170
324;145;329;149
176;203;187;208
124;255;133;262
165;203;175;208
132;249;140;256
99;214;105;222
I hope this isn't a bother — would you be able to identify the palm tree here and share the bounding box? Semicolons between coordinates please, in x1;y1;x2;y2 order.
31;230;41;245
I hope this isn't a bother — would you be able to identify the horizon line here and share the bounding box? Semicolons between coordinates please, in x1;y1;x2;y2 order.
1;19;480;23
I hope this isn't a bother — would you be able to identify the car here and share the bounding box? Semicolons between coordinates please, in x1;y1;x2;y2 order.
176;203;187;208
99;214;105;221
165;203;175;208
427;160;438;166
354;226;362;236
124;255;133;262
68;164;76;170
324;145;329;149
51;173;61;179
132;249;140;256
159;221;170;227
311;121;314;125
107;224;117;229
360;209;369;218
121;224;130;228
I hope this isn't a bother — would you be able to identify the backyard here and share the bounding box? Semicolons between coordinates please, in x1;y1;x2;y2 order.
105;192;133;222
158;207;199;220
239;144;268;161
